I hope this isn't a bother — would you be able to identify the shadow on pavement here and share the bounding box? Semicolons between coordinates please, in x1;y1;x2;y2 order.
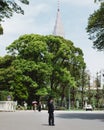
42;124;49;126
56;113;104;122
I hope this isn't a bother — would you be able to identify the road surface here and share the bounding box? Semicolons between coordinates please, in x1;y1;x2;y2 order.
0;110;104;130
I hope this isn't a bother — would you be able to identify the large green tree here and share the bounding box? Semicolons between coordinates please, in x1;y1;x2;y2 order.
0;0;29;34
0;55;16;101
0;55;15;90
44;35;85;106
5;34;52;104
86;2;104;51
0;34;85;106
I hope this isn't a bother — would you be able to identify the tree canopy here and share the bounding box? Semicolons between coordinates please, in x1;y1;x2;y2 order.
0;0;29;34
0;34;86;104
94;0;104;2
86;2;104;51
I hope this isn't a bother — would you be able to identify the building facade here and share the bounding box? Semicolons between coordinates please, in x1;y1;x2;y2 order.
98;69;104;89
53;0;65;38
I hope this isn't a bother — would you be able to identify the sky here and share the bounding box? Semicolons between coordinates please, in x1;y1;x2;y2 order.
0;0;104;77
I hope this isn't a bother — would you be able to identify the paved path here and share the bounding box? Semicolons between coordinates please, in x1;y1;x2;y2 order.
0;110;104;130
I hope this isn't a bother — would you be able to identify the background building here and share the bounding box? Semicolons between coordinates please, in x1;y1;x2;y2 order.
53;0;65;38
98;69;104;89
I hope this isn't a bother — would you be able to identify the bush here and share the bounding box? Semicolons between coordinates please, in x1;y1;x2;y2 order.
55;106;66;110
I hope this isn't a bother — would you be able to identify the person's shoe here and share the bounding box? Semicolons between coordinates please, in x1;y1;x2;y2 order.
52;124;55;126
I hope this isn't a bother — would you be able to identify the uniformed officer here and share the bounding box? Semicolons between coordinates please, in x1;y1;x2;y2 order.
47;99;55;126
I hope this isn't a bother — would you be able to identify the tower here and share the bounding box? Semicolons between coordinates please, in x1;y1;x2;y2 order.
53;0;65;38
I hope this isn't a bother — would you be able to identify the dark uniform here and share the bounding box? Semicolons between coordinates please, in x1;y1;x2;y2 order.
38;101;41;112
48;99;55;126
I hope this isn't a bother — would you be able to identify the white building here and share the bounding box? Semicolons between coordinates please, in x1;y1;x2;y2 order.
98;69;104;89
0;101;17;111
53;0;65;38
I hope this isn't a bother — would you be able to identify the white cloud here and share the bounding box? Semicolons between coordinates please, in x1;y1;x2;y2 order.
2;2;50;34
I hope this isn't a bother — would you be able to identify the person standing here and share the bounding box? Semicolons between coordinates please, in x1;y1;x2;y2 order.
38;101;42;112
24;101;27;110
47;99;55;126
